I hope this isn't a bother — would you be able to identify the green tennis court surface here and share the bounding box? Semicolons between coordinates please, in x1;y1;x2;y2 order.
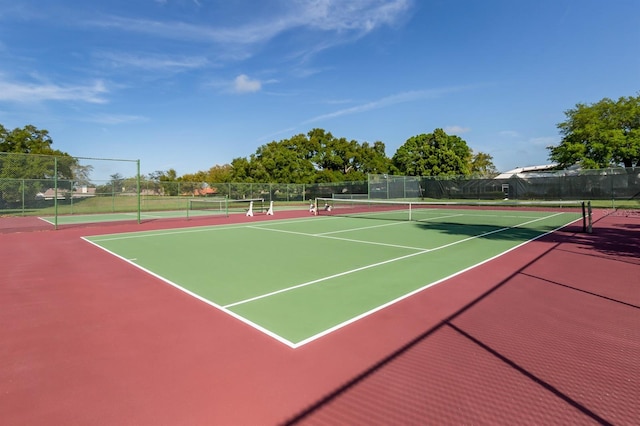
39;198;283;225
83;206;584;347
40;210;189;225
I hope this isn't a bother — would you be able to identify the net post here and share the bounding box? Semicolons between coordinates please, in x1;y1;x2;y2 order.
581;201;586;232
136;159;141;224
266;200;274;215
587;201;593;233
54;157;58;230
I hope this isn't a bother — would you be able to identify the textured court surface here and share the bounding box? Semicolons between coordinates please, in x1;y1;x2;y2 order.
1;209;638;425
83;207;581;347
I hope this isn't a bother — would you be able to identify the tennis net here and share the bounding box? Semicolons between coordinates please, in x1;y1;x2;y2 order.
188;197;266;218
315;197;592;232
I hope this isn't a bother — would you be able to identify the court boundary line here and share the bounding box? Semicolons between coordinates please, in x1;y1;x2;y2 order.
84;211;579;348
86;215;334;242
293;214;580;347
81;236;300;348
225;213;565;311
247;225;428;251
316;213;465;235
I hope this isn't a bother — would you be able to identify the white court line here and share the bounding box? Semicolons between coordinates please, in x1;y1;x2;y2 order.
294;219;568;346
316;220;406;235
247;225;427;251
86;210;572;348
81;236;299;348
223;248;430;308
246;213;466;251
86;215;332;242
224;212;565;310
315;213;464;236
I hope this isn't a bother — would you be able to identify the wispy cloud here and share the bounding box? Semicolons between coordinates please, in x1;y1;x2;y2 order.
84;1;413;60
444;125;470;134
95;51;209;72
305;0;413;32
303;86;471;124
83;114;147;125
210;74;280;94
258;126;298;142
233;74;261;93
499;130;520;138
0;77;108;104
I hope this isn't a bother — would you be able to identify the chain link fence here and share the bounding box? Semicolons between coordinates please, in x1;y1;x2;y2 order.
2;152;638;229
0;152;140;228
416;168;640;207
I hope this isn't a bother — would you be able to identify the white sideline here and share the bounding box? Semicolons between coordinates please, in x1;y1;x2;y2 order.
224;212;565;310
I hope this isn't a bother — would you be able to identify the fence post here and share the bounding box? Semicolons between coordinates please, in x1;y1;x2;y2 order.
137;159;141;224
54;157;58;230
21;179;25;216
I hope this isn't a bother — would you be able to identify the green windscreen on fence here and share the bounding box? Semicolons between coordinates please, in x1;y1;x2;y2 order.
1;151;637;230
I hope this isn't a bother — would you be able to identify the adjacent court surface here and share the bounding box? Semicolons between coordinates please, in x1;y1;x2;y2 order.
2;205;638;425
84;205;584;347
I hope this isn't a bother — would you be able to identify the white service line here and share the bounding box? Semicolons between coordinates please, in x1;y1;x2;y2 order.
247;225;426;251
225;213;564;309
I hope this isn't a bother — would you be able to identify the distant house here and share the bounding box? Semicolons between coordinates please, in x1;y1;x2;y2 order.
193;187;218;196
35;186;96;200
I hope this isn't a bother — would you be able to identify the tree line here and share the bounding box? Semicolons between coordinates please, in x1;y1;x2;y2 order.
166;127;498;186
2;93;638;189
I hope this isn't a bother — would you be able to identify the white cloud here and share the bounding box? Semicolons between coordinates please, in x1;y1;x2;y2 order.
304;85;473;124
0;77;108;104
444;125;470;135
499;130;520;138
83;114;147;124
233;74;261;93
96;52;209;72
84;1;414;61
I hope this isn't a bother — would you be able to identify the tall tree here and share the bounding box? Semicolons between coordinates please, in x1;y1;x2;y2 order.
253;138;317;183
226;129;389;184
549;94;640;168
392;128;473;176
470;151;498;177
229;157;257;182
0;124;75;178
0;124;54;154
355;141;392;176
206;164;233;183
0;124;78;206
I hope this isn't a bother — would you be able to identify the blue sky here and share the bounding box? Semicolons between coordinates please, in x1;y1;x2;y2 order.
0;0;638;179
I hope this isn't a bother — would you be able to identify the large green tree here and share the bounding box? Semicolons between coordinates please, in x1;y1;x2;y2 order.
470;151;498;177
352;141;392;178
1;124;54;154
0;124;76;178
224;129;392;184
392;128;473;176
549;94;640;168
253;135;318;183
0;124;79;206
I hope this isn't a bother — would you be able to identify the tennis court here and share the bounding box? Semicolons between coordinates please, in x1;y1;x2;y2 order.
38;197;274;226
2;199;639;425
83;201;587;347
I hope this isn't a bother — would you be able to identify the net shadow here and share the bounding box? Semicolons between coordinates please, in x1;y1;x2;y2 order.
283;228;629;425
